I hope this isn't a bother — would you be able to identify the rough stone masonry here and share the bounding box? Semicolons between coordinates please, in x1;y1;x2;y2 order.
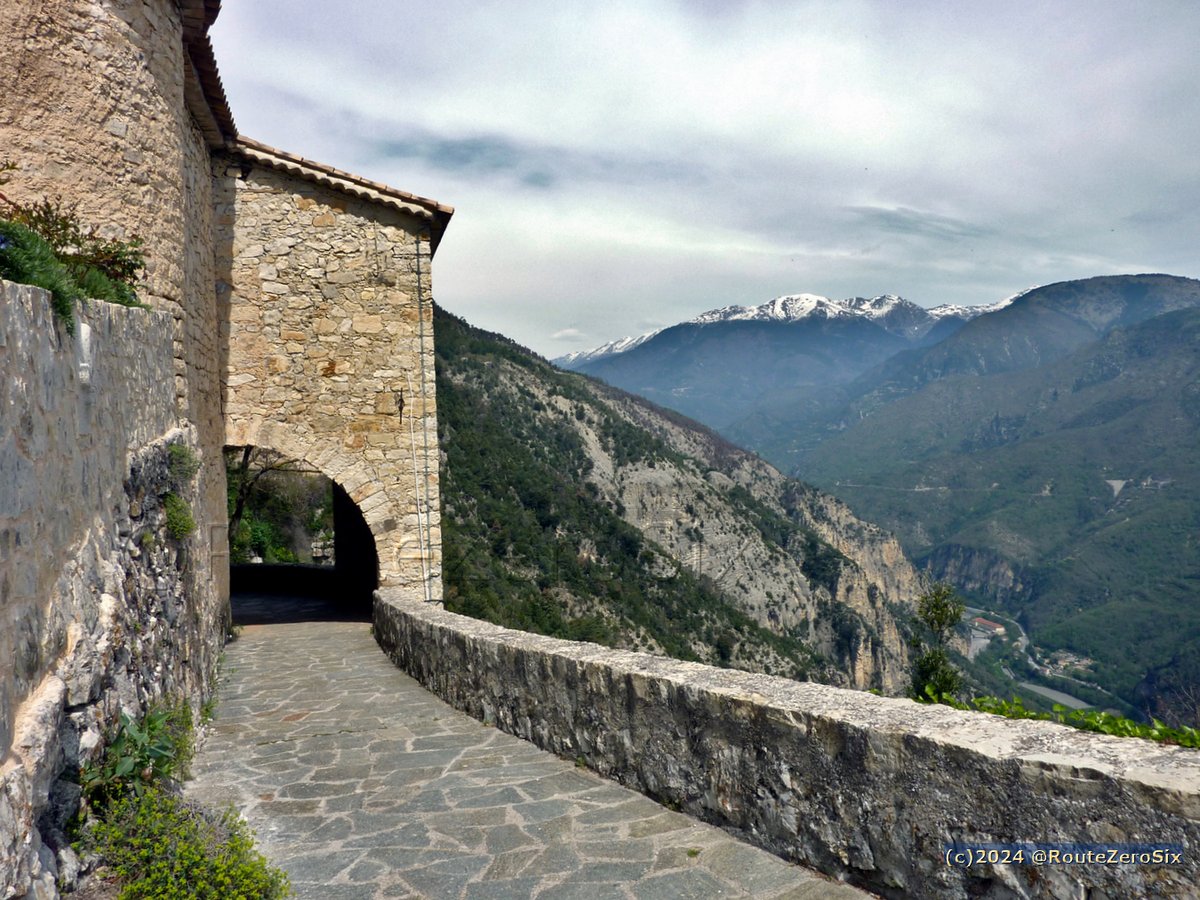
215;140;446;598
0;1;451;896
0;283;222;898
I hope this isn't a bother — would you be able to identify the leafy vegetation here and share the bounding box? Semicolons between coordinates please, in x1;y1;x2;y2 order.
168;444;201;486
1138;643;1200;729
0;161;146;329
81;701;194;813
224;447;333;564
78;701;290;898
163;492;196;540
938;694;1200;749
89;788;290;899
909;582;966;701
907;585;1199;748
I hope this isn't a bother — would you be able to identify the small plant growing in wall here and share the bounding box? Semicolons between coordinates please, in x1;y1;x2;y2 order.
162;441;200;541
168;443;201;487
81;702;193;811
164;492;196;540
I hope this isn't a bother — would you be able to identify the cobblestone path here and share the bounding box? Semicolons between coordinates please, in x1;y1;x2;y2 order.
187;621;872;899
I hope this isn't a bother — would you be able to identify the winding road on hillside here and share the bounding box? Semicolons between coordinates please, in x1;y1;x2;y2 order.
186;606;873;899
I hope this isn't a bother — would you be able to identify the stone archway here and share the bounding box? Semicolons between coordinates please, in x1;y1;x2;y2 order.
223;420;427;594
224;440;380;618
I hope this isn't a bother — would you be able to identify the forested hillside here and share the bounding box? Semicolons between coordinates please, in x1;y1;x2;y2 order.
730;275;1200;716
435;305;923;692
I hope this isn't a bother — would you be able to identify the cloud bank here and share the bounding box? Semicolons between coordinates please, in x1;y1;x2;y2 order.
211;0;1200;354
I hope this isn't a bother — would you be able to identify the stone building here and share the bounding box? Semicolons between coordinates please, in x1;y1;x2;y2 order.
0;1;450;895
216;137;450;597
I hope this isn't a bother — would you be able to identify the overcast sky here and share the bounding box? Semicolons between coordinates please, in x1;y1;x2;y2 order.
210;1;1200;357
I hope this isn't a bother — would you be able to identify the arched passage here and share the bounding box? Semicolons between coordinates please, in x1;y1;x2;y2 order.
222;414;438;595
224;439;383;623
215;142;445;606
332;479;379;602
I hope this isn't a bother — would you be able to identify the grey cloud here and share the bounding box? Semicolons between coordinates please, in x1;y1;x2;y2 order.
844;206;995;242
369;126;708;193
378;136;523;175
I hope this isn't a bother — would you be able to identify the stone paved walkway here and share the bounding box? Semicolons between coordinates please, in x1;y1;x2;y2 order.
187;621;873;899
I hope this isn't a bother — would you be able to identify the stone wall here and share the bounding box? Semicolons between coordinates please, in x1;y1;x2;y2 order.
0;0;229;641
0;283;226;898
215;153;442;599
375;588;1200;899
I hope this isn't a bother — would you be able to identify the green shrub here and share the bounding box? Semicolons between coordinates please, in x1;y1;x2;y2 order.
968;695;1200;748
91;788;291;899
910;582;966;702
163;492;196;540
0;164;146;327
82;702;193;812
168;443;201;487
78;701;290;898
0;220;81;328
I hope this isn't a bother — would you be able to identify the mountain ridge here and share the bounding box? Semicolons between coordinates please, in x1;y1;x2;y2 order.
548;271;1200;718
554;290;1017;370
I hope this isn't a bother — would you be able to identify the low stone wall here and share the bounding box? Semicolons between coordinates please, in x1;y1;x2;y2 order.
1;282;225;898
375;588;1200;899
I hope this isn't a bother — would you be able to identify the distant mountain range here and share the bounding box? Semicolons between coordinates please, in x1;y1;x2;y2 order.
557;273;1200;718
554;292;1017;431
556;291;1017;370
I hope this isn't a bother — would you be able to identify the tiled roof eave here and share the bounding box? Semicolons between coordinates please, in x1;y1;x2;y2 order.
231;137;453;217
227;137;454;254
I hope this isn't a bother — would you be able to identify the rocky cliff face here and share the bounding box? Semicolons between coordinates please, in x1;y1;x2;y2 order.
437;307;923;693
923;543;1035;607
602;388;923;692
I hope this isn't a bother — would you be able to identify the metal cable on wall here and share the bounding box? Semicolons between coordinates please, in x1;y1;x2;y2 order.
413;229;436;603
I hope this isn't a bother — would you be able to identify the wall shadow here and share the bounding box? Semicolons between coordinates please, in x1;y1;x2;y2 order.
229;565;370;624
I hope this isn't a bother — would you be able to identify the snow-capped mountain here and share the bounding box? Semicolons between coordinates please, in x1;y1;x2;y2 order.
557;291;1019;370
689;293;855;325
555;330;661;368
928;287;1026;321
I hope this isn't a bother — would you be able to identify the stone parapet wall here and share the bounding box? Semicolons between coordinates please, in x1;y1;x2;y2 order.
216;156;441;598
0;283;226;899
375;588;1200;899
